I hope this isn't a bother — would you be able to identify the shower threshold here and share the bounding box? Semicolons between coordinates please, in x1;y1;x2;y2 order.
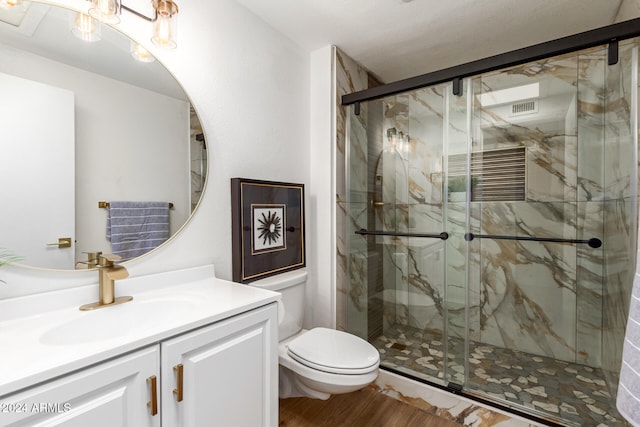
373;324;627;427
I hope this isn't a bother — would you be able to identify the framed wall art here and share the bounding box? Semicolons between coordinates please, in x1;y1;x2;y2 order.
231;178;305;283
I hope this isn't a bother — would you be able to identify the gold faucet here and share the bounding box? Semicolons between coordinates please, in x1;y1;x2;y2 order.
79;254;132;311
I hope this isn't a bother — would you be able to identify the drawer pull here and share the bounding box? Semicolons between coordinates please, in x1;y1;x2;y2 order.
147;375;158;416
173;364;184;402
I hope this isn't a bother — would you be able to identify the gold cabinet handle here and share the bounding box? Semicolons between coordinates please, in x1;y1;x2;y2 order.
173;364;184;402
147;375;158;416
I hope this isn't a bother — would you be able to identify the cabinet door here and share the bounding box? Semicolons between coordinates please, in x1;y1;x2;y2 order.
161;303;278;427
0;346;159;427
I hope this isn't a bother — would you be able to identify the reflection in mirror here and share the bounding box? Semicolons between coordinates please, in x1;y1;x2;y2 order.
0;1;206;270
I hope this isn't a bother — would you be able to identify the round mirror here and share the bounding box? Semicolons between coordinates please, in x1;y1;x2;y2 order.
0;1;206;270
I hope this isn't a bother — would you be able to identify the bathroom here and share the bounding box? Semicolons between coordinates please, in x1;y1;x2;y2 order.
1;0;640;426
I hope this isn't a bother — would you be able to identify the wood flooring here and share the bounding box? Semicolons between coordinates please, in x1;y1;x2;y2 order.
278;388;462;427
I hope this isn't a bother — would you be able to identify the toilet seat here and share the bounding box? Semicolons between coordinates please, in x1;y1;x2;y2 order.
287;328;379;375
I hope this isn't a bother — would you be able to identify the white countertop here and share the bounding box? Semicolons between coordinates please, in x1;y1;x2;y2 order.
0;265;280;397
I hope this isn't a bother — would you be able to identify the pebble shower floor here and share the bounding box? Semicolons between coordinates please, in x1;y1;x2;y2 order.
372;324;627;426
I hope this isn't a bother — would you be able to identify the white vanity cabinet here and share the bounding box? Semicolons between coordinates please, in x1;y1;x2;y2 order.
0;346;160;427
161;303;278;427
0;302;278;427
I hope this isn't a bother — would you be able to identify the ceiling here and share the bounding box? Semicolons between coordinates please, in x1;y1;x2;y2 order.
235;0;632;84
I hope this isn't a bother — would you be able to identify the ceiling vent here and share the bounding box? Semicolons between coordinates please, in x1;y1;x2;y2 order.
511;100;538;116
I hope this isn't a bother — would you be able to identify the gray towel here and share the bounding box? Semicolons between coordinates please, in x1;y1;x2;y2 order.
617;270;640;426
106;201;170;261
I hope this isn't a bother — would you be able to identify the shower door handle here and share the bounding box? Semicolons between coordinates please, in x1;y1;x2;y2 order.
356;228;449;240
464;232;602;248
371;200;385;208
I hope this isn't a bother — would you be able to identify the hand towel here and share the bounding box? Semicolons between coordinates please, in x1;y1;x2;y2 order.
106;201;170;261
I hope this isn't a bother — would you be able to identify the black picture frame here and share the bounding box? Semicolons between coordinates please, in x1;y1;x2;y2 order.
231;178;305;283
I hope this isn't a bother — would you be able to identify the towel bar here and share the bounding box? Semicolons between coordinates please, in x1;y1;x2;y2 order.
98;201;174;209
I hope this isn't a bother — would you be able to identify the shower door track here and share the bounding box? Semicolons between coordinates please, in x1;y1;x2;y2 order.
342;17;640;106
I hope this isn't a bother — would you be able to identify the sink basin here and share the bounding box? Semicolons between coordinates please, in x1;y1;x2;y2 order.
40;298;196;346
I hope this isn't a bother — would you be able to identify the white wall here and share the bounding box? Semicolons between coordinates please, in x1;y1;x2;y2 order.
0;44;189;263
308;46;336;328
0;0;311;300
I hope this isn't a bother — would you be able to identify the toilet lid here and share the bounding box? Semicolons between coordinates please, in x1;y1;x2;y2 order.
287;328;379;375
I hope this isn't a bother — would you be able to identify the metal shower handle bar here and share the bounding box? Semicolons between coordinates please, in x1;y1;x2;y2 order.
355;228;449;240
464;233;602;248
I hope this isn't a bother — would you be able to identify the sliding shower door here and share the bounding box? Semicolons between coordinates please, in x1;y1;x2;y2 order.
345;38;638;427
459;42;637;425
347;84;452;386
462;49;593;422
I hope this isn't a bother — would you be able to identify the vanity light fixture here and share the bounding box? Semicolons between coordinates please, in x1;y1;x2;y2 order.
151;0;178;49
84;0;179;49
88;0;120;25
130;40;155;63
71;12;101;42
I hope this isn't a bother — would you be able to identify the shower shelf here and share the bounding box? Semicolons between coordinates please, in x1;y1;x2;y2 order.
464;232;602;248
355;229;449;240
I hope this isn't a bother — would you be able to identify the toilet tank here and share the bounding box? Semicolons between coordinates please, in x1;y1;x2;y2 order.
250;269;307;340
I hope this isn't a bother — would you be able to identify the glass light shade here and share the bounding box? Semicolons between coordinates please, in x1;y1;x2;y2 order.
151;13;177;49
71;12;101;42
130;41;155;63
89;0;120;24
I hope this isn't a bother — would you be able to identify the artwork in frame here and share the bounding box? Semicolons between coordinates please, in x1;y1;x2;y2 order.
231;178;305;283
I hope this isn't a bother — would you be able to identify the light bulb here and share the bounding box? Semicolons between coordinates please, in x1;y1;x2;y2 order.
1;0;23;7
130;41;155;63
71;12;101;42
89;0;120;24
151;0;178;49
152;13;176;48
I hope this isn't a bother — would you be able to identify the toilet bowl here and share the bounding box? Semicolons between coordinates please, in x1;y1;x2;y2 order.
251;269;379;400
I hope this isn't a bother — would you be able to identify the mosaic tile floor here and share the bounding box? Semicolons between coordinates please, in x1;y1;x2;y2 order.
372;324;628;427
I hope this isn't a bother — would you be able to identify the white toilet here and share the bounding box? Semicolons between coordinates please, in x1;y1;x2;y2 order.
251;269;379;400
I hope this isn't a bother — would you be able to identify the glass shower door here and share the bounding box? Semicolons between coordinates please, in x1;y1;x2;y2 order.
345;37;638;427
461;51;584;422
346;85;450;386
459;42;636;425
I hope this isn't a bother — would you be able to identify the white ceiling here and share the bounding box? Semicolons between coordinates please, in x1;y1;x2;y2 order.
235;0;630;84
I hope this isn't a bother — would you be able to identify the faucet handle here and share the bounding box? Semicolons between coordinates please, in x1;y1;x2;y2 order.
98;253;122;268
75;251;103;269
